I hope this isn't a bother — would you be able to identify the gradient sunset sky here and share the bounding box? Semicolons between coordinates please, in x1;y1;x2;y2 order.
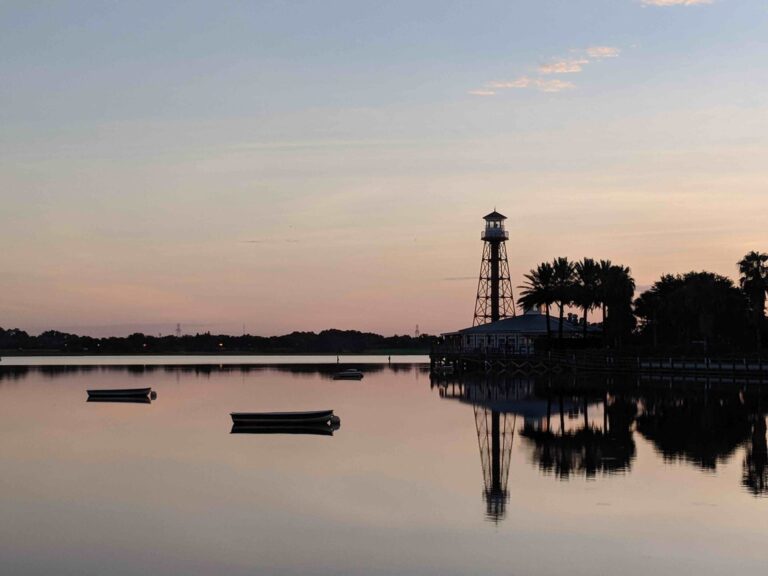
2;0;767;336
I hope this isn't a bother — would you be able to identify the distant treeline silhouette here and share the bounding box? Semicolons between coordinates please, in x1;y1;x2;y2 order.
0;328;438;355
518;251;768;354
3;252;767;356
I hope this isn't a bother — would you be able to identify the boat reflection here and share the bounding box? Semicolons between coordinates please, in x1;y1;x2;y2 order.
86;396;152;404
230;422;340;436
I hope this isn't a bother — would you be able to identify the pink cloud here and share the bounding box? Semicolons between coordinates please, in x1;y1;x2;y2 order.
539;59;589;74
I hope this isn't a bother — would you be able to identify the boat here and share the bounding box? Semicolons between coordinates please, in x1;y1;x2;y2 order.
230;410;338;426
87;387;152;399
332;368;364;380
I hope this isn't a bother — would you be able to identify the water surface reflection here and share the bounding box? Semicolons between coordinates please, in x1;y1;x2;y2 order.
0;362;766;576
431;372;768;510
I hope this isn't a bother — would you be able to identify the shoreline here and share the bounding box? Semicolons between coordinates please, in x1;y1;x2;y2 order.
0;353;431;367
0;350;429;357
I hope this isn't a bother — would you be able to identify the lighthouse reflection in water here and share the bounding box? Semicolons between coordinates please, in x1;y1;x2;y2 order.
432;371;767;523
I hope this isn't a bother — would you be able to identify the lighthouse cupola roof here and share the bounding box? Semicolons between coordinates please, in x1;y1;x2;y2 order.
483;210;507;221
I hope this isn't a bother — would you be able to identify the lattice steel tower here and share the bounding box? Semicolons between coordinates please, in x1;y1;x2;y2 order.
473;210;515;326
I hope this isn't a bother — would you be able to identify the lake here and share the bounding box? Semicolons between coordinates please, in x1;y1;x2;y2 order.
1;357;766;575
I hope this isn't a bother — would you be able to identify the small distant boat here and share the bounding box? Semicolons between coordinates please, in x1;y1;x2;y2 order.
333;368;364;380
230;410;338;426
87;387;152;399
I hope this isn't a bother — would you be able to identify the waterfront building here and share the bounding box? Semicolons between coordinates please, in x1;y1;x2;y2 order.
442;308;582;355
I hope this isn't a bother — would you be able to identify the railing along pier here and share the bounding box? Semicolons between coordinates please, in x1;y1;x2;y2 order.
430;346;768;379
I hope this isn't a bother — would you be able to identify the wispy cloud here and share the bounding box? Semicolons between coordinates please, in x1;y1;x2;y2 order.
539;58;589;74
470;45;619;97
535;79;575;93
483;76;574;93
585;46;621;59
486;78;532;89
641;0;712;5
468;89;496;96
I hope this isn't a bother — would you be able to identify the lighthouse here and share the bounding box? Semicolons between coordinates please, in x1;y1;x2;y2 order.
473;210;515;326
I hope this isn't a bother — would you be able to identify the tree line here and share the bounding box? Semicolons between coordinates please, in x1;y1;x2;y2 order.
0;328;438;355
518;251;768;354
3;251;767;356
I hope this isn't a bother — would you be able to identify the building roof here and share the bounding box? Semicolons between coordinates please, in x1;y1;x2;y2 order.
483;210;507;221
445;309;581;336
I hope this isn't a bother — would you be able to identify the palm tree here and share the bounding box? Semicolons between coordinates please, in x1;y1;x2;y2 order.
552;257;576;339
738;251;768;349
574;258;600;338
519;262;555;337
634;280;665;350
596;259;614;330
598;262;635;348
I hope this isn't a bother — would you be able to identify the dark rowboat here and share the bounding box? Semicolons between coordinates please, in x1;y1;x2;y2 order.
87;387;152;399
230;410;335;426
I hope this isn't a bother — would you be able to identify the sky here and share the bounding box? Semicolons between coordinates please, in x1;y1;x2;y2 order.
1;0;767;337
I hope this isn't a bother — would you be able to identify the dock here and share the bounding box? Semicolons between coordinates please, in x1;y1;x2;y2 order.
430;346;768;379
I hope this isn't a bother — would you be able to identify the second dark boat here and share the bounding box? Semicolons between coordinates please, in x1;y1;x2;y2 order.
87;387;152;399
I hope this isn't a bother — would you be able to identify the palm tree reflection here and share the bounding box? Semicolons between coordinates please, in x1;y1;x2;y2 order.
635;392;751;470
520;393;636;479
743;413;768;495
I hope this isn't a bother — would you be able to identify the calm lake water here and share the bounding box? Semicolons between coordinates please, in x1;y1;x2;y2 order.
1;358;767;575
